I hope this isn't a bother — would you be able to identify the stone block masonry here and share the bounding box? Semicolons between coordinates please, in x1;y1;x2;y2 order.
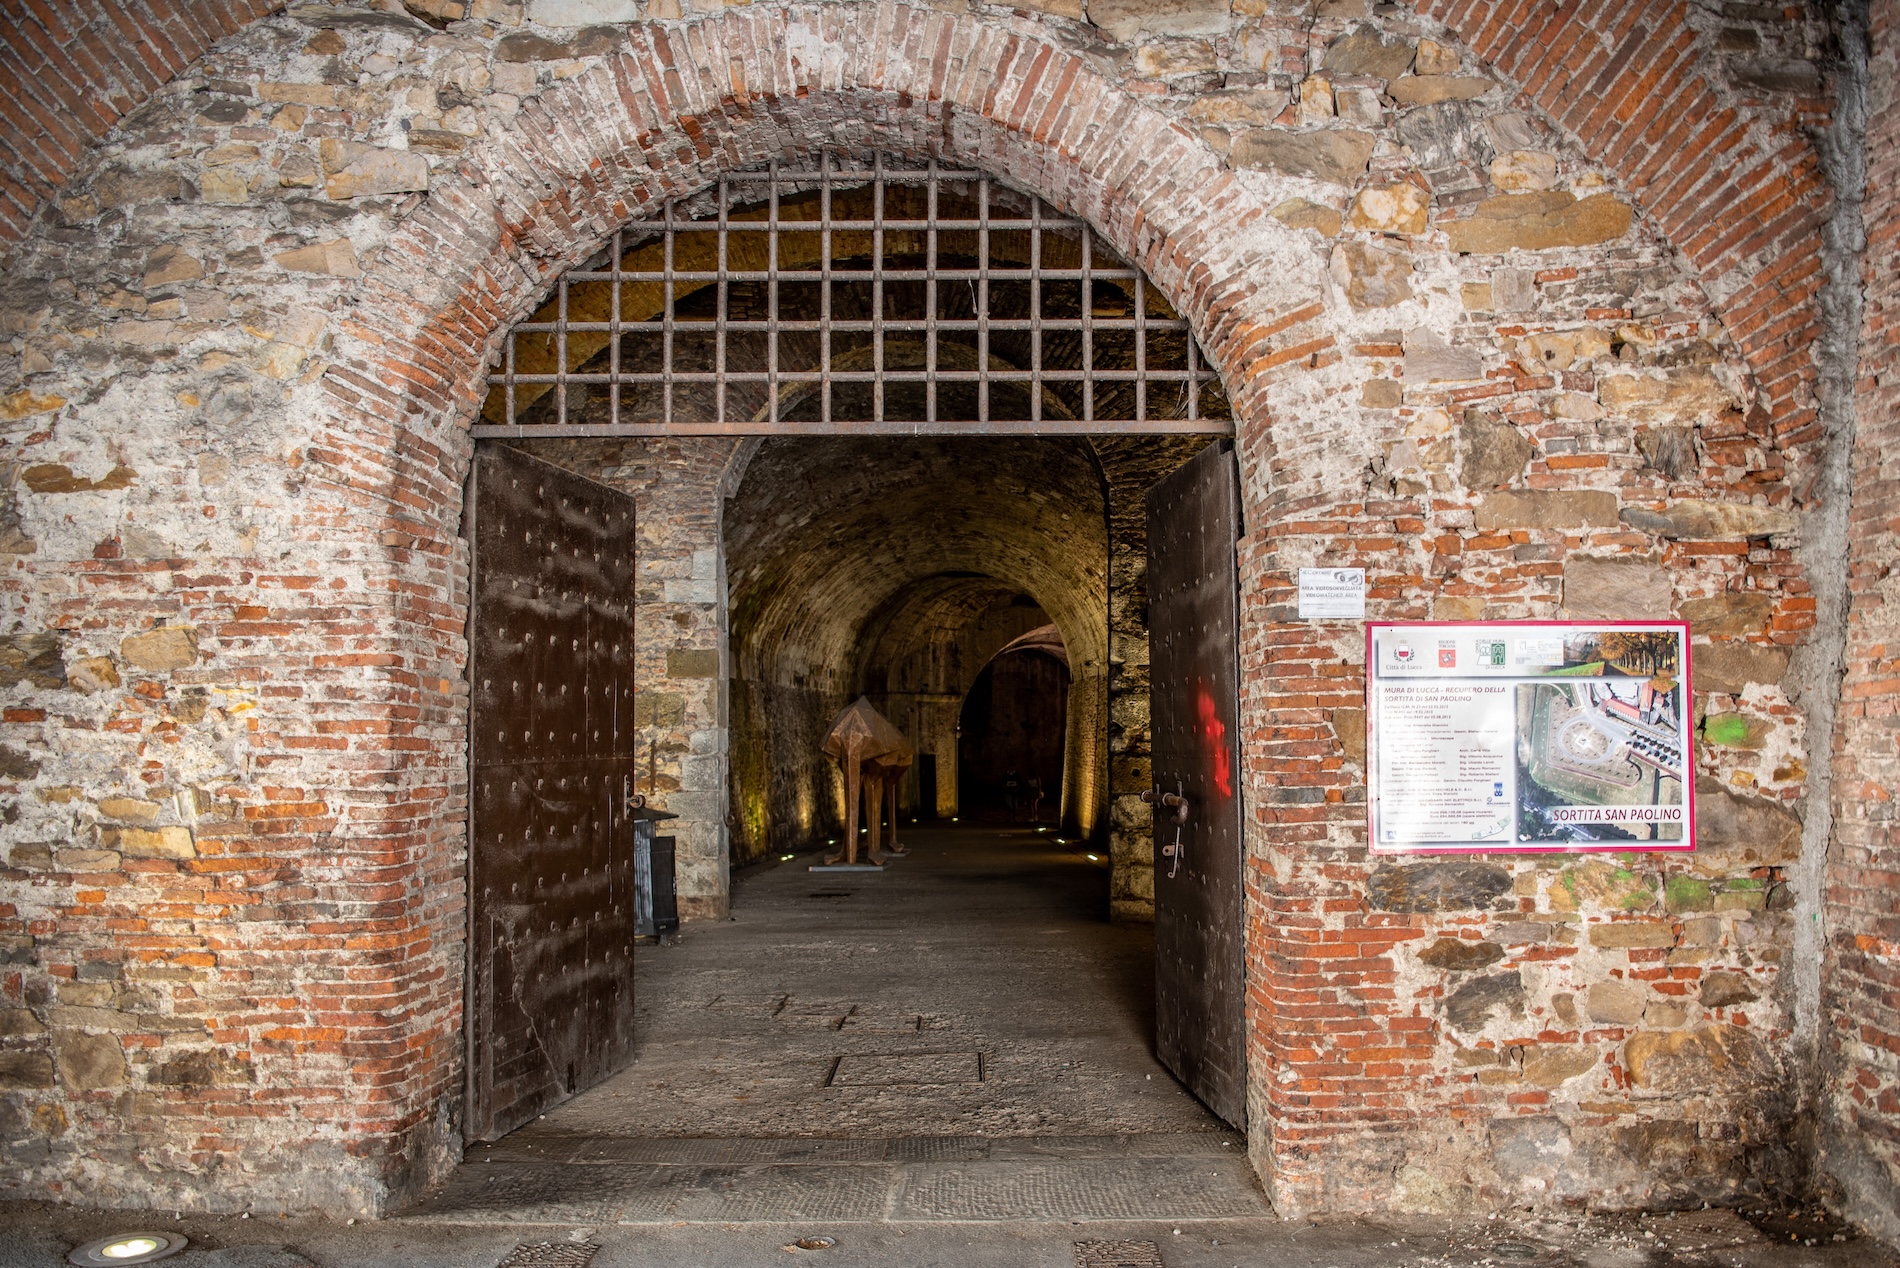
0;0;1879;1237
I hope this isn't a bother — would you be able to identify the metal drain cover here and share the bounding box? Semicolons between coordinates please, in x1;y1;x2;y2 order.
495;1243;600;1267
1074;1240;1164;1267
827;1051;983;1086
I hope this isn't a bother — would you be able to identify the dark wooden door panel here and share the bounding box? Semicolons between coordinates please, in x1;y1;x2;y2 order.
468;444;637;1142
1146;440;1246;1130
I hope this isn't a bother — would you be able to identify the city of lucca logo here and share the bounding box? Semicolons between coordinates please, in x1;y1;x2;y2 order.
1393;642;1414;664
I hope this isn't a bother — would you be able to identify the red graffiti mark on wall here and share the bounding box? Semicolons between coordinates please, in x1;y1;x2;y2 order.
1196;682;1232;800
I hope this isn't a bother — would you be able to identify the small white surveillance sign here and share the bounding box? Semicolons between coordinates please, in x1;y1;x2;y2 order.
1297;567;1366;620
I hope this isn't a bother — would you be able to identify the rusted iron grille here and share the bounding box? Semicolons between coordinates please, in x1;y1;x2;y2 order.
474;150;1232;437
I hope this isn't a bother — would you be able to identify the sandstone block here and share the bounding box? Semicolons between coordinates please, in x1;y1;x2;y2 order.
1492;266;1537;312
151;1049;255;1088
1417;937;1504;971
67;656;119;694
1524;1044;1599;1087
1586;981;1646;1025
1473;489;1619;530
1333;707;1365;765
0;632;65;689
1635;426;1698;479
1664;875;1714;913
1089;0;1228;40
1361;379;1401;408
1322;29;1415;80
1598;369;1735;421
1514;327;1610;373
527;0;638;22
1134;40;1218;79
1389;75;1493;105
1550;391;1605;421
1460;410;1533;488
53;1031;125;1089
257;82;338;106
1348;182;1428;234
22;463;134;493
319;140;431;200
1367;859;1512;912
1187;90;1285;127
1588;921;1676;949
0;1052;55;1089
200;168;250;205
496;26;621;60
1231;129;1376;185
1562;557;1672;621
1702;713;1773;750
1691;641;1790;694
1680;593;1773;638
666;648;720;679
1550;860;1655;912
1298;76;1335;123
0;389;66;421
9;843;52;870
1334;85;1382;126
55;849;121;872
1269;198;1345;237
1693;778;1800;865
1414;38;1460;75
143;247;204;288
1403;330;1483;382
103;826;196;860
275;240;362;278
1445;192;1633;253
0;743;41;779
1624;1024;1774;1092
1330;240;1412;308
98;797;161;824
1621;500;1797;541
0;1008;45;1036
121;626;198;671
1700;970;1758;1008
1490;150;1558;192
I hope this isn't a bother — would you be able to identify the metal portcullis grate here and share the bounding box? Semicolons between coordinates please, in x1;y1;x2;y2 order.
476;149;1232;438
1073;1239;1166;1267
495;1242;600;1267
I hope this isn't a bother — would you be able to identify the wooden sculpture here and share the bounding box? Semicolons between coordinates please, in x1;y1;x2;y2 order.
822;696;914;865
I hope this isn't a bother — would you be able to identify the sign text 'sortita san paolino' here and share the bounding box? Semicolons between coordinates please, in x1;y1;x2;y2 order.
1365;622;1694;855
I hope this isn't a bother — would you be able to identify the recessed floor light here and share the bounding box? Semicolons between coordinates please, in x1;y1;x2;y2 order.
68;1233;188;1266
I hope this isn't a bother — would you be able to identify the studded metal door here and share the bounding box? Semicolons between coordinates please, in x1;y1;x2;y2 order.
467;443;638;1142
1146;439;1245;1129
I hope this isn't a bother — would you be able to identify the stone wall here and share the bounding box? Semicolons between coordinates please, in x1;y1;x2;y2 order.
1825;0;1900;1242
0;0;1870;1228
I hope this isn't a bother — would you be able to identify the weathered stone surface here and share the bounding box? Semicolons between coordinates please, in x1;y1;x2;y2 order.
1490;150;1558;192
66;656;119;694
53;1031;125;1089
1445;192;1633;253
1524;1045;1599;1087
1550;861;1656;912
121;626;199;671
1514;327;1611;373
1587;981;1647;1025
1414;38;1460;75
98;797;161;824
1665;874;1714;913
1368;860;1512;912
1334;707;1365;765
0;1052;55;1089
1619;499;1797;541
152;1049;255;1087
0;389;65;421
21;463;135;493
274;240;361;278
1488;1116;1572;1185
102;826;196;860
1322;29;1416;80
1562;557;1673;620
56;848;121;871
1492;266;1537;312
143;246;204;288
1231;129;1376;185
1624;1024;1775;1092
1691;641;1790;694
318;139;430;200
1635;426;1698;480
1187;90;1285;128
1473;489;1619;530
1271;198;1342;236
0;1008;45;1036
1700;971;1758;1008
1333;85;1382;127
667;648;720;678
1588;921;1677;949
1361;379;1401;408
1132;40;1218;79
1417;937;1505;971
1397;100;1493;171
494;25;620;61
0;632;64;689
1403;329;1483;383
1445;971;1524;1032
1460;410;1533;488
1598;369;1735;421
527;0;638;23
1680;593;1774;637
1090;0;1228;40
0;743;41;779
1330;240;1412;308
1348;182;1428;234
1693;777;1801;864
1388;75;1494;105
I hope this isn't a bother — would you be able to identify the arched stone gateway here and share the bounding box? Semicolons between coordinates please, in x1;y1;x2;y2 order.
0;0;1889;1238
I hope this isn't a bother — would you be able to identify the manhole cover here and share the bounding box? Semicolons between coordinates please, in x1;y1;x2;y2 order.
1492;1243;1543;1261
1074;1240;1164;1268
495;1243;600;1267
826;1051;984;1086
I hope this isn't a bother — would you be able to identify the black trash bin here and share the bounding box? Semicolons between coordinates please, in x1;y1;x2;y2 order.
631;805;679;938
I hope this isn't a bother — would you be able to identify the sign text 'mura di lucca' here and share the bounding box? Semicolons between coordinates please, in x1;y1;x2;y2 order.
1366;622;1694;855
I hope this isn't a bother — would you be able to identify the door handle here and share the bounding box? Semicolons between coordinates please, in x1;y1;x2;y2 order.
1144;782;1189;879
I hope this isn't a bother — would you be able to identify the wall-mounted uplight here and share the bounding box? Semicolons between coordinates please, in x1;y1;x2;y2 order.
1086;853;1102;862
69;1233;188;1266
779;853;795;862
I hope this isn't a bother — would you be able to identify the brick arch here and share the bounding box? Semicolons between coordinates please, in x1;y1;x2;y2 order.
1419;0;1835;463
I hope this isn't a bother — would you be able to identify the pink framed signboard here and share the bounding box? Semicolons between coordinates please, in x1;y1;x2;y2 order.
1366;621;1695;855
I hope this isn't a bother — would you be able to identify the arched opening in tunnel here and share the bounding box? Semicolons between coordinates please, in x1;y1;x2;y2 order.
459;150;1249;1161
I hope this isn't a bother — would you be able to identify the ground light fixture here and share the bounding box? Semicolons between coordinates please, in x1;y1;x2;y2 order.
68;1233;188;1266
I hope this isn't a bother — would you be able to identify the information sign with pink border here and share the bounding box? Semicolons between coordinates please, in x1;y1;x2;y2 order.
1366;621;1695;855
